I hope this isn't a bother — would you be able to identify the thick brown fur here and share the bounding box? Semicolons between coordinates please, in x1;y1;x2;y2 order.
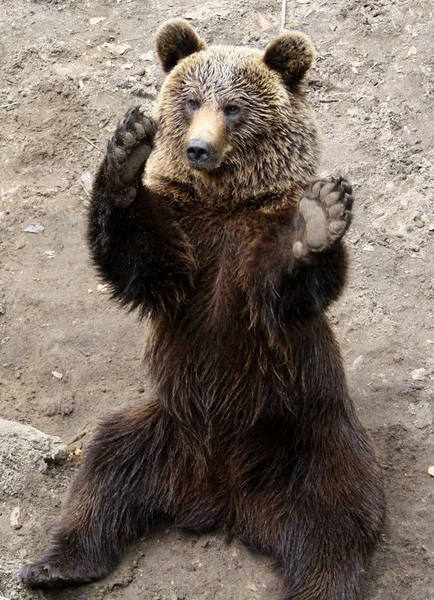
20;20;385;599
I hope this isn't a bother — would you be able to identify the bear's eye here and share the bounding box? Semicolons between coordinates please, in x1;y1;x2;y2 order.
187;98;200;112
223;104;240;117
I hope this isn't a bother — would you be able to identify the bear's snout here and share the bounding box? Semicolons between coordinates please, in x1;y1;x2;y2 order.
186;139;214;168
184;107;227;171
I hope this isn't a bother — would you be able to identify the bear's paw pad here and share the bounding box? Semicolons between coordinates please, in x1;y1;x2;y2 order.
107;107;157;203
296;177;353;254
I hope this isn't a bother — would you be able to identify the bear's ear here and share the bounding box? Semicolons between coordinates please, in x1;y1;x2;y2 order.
156;19;207;73
263;32;314;86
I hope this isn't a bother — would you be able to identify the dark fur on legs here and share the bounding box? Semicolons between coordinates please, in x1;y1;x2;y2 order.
20;402;170;586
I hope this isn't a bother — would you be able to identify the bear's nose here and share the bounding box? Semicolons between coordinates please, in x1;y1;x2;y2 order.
186;139;213;166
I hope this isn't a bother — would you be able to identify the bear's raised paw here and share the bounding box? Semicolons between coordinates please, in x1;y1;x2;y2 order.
107;107;157;206
293;176;353;258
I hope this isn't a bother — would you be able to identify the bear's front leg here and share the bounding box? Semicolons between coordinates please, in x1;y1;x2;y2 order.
241;177;354;326
89;108;194;317
276;176;354;321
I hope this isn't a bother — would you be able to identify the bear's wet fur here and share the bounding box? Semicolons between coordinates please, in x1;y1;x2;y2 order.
20;20;385;599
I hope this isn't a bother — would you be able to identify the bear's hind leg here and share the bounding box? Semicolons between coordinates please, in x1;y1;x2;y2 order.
236;428;384;600
20;401;175;588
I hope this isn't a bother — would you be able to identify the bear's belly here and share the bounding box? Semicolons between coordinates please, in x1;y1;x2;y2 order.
145;310;299;430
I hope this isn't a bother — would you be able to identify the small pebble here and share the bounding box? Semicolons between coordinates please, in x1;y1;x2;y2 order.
24;224;45;234
411;368;427;381
405;46;417;58
10;507;22;530
89;16;105;25
140;50;155;61
351;355;364;370
428;466;434;477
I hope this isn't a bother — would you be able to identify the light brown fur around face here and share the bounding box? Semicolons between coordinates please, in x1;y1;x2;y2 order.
146;44;321;207
185;104;230;170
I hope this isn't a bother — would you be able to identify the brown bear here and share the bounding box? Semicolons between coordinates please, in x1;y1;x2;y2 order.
20;20;385;599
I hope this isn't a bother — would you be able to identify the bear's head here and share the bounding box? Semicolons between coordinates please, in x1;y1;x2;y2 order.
145;20;320;206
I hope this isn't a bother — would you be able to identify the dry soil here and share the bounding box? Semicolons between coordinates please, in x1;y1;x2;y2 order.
0;0;433;599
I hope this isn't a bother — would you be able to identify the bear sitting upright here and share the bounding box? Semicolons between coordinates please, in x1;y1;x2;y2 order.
20;20;385;599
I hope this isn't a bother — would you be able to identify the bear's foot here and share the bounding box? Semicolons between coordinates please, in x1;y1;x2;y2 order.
107;106;157;206
293;176;353;258
19;560;100;588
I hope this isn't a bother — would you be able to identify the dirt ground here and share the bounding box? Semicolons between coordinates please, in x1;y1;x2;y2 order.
0;0;433;598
